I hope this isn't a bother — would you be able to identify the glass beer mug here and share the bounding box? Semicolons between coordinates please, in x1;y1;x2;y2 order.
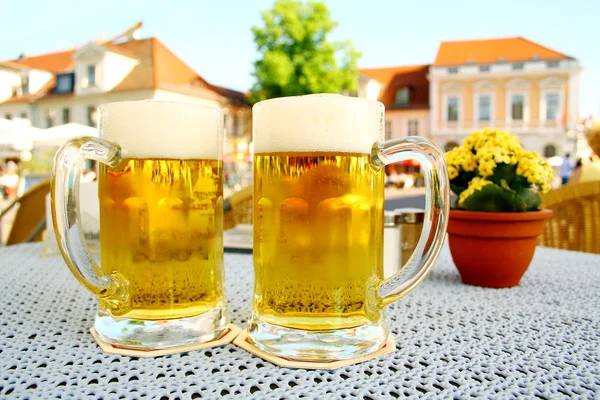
249;94;449;361
51;100;228;350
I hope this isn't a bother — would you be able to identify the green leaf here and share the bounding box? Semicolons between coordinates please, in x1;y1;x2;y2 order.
450;170;476;194
450;183;466;196
462;184;517;212
517;188;542;211
489;163;517;186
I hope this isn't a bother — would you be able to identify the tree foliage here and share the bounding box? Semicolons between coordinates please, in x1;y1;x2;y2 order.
250;0;361;102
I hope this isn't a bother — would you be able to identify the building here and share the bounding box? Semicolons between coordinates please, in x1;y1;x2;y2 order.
358;37;582;159
0;24;251;170
359;64;430;140
429;37;581;156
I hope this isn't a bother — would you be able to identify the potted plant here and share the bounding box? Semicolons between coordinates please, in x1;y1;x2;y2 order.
445;128;554;288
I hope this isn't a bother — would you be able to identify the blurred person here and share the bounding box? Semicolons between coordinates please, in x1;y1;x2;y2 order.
568;158;583;184
560;153;573;185
0;162;19;200
570;122;600;183
403;174;415;191
388;171;399;188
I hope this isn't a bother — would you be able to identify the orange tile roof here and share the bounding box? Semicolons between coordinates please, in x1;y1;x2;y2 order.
433;37;573;66
1;37;247;106
15;49;76;72
0;60;31;70
360;64;430;109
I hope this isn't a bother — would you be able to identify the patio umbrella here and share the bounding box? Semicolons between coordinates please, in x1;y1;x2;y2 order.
31;123;98;148
0;118;15;133
0;118;37;150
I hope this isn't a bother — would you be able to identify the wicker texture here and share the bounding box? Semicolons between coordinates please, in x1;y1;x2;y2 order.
1;243;599;398
224;186;253;230
539;181;600;254
2;178;51;245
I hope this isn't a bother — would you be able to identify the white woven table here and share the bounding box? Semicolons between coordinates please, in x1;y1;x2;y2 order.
0;243;598;399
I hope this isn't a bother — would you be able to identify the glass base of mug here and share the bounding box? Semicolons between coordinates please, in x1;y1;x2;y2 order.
93;304;229;350
247;316;389;361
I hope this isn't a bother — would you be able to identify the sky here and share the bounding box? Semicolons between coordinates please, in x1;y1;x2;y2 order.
1;0;598;116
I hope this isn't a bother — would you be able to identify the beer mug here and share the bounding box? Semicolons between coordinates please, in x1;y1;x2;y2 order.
249;94;449;361
51;100;228;350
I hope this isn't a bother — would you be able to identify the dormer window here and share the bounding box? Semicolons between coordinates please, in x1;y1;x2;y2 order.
394;87;410;106
87;64;96;86
21;76;29;95
55;73;75;93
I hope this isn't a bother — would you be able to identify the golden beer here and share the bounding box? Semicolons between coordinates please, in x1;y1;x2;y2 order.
99;158;224;320
253;152;384;331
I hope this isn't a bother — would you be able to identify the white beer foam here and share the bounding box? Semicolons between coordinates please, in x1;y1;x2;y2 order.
253;94;384;153
99;100;223;159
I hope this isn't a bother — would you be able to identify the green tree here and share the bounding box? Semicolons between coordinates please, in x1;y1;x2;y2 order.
250;0;361;102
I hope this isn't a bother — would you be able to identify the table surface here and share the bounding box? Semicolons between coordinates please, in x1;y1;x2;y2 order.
1;243;599;399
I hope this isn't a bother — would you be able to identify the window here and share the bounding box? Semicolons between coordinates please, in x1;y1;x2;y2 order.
511;94;525;121
547;60;560;68
21;76;29;95
4;113;11;120
479;65;491;72
55;73;74;93
394;87;410;105
62;108;70;124
444;142;459;152
87;64;96;86
447;97;459;121
385;121;392;140
545;93;560;121
19;112;27;119
544;144;557;158
87;106;97;127
448;67;459;74
232;114;239;137
478;96;491;121
512;63;524;70
46;110;55;128
408;120;419;136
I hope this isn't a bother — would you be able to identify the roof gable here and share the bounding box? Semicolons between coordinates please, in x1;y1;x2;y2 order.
359;64;430;109
1;36;247;106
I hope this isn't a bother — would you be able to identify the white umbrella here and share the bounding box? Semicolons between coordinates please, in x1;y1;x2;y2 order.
0;118;36;150
32;123;98;147
0;118;15;133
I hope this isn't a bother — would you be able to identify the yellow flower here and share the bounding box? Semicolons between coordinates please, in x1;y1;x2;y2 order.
445;145;477;177
458;177;494;206
445;128;555;202
516;151;554;193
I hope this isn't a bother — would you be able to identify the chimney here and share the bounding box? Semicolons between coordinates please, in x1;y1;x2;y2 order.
18;53;26;61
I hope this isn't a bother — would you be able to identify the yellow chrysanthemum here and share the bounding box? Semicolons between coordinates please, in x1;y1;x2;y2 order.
458;177;494;206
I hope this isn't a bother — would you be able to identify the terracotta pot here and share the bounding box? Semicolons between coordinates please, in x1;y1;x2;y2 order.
447;209;553;288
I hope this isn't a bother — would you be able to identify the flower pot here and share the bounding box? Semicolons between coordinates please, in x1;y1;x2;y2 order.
447;209;553;288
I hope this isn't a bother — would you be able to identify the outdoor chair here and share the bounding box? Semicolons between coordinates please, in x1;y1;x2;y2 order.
538;180;600;254
0;178;51;246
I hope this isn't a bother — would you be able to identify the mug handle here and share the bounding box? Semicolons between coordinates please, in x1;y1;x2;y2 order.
51;136;131;316
371;136;450;305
